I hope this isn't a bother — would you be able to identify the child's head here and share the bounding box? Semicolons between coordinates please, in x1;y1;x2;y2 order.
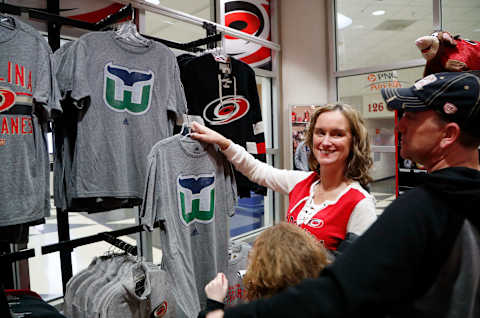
243;222;329;300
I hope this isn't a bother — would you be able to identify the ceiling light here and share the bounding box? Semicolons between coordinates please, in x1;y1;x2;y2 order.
474;28;480;32
337;13;352;30
372;10;386;16
146;0;160;5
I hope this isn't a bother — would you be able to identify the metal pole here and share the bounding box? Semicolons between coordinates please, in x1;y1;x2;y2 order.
112;0;281;51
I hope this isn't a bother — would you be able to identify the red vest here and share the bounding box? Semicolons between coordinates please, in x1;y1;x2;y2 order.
286;173;366;250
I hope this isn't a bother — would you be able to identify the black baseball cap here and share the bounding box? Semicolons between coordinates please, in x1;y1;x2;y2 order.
381;71;480;137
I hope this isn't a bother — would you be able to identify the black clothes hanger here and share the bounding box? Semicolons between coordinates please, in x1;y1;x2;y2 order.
0;1;16;30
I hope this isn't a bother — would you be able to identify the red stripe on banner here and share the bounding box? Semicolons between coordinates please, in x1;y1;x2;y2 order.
16;92;33;96
241;46;271;65
68;3;127;23
256;142;266;154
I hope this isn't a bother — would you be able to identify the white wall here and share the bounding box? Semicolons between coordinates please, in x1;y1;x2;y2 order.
279;0;329;170
277;0;329;216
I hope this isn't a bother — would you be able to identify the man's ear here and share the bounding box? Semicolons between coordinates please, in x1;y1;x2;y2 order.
440;122;461;148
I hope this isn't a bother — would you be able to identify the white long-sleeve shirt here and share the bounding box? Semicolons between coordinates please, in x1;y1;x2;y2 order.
223;143;377;245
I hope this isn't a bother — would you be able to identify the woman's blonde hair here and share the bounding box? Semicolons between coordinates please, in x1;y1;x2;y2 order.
243;222;328;301
305;103;373;188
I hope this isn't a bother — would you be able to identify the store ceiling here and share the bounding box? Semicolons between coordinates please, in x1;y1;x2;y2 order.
143;0;212;43
336;0;480;70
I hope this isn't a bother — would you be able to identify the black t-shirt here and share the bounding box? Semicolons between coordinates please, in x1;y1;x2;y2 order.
178;53;266;197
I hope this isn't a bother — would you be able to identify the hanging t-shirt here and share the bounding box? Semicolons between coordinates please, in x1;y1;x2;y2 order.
141;134;237;318
178;53;266;197
63;31;186;202
0;16;59;226
225;241;251;306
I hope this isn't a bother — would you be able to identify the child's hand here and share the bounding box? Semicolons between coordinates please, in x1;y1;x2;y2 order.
205;272;229;303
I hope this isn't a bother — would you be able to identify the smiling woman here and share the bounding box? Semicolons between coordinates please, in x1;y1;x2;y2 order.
190;103;377;253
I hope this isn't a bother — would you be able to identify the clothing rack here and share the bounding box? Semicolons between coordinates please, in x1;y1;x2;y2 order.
142;32;222;53
30;1;222;294
1;0;224;295
100;233;138;256
28;4;133;31
0;248;35;263
0;3;21;15
115;0;281;51
28;3;222;52
42;220;163;256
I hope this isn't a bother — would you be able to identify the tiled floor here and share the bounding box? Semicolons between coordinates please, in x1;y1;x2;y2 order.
25;177;396;300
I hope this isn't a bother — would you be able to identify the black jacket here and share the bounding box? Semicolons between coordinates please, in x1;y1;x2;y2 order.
224;167;480;317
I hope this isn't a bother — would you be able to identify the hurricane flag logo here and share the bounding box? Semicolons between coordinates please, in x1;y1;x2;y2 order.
0;87;15;113
103;62;154;115
223;0;271;69
177;173;216;226
203;95;250;125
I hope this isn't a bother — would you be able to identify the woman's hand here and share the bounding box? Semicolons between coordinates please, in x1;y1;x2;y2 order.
205;272;229;303
190;122;231;151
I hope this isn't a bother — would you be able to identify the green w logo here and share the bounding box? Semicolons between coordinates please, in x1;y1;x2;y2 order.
103;62;154;115
177;174;216;226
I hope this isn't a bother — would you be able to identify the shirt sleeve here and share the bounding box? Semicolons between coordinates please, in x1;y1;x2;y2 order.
167;57;187;120
70;41;91;104
223;156;238;217
140;152;160;231
222;143;311;195
346;196;377;235
33;39;53;108
245;66;266;158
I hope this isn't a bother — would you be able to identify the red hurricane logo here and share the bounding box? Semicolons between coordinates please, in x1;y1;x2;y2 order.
153;301;168;317
223;0;271;69
308;219;325;229
0;88;16;113
203;95;250;125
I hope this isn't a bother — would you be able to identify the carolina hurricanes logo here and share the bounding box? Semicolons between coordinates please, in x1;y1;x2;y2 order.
224;0;271;69
0;87;16;113
203;95;250;125
307;218;325;229
153;301;168;317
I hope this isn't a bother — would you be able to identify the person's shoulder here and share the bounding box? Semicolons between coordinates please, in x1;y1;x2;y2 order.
349;182;374;199
382;186;444;222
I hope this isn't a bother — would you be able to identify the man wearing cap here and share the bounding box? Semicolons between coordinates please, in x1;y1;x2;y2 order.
207;71;480;318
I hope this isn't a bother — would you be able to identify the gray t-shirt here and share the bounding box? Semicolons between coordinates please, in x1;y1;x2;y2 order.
66;31;186;200
225;241;251;306
141;134;237;318
0;16;58;226
101;262;177;318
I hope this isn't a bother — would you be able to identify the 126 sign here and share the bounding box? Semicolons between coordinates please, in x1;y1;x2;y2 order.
362;95;393;119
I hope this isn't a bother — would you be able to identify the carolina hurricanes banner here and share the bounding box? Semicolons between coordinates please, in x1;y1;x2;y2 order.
222;0;272;70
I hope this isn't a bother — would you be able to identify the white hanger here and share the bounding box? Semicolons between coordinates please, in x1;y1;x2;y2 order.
114;20;150;47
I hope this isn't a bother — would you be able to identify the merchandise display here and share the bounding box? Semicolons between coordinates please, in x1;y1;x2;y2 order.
141;134;237;317
53;31;186;212
0;16;59;233
63;254;176;318
178;53;266;197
